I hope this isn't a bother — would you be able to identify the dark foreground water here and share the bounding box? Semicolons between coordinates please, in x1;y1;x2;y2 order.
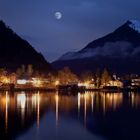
0;91;140;140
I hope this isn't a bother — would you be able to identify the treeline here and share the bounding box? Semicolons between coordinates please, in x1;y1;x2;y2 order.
16;64;47;78
0;64;134;88
55;67;113;87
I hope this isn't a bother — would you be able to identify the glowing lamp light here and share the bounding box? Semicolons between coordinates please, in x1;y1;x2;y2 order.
78;83;83;87
84;82;89;87
3;78;10;84
55;80;60;86
32;78;42;87
17;79;27;85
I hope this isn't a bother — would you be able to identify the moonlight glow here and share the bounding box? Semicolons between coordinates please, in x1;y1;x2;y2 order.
55;12;62;20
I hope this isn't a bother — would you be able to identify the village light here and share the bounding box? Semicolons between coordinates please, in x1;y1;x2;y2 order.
32;78;42;87
17;79;27;85
3;77;10;84
78;83;83;87
84;81;90;87
55;80;60;86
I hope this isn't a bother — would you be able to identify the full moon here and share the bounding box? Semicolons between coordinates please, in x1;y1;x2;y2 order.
55;12;62;20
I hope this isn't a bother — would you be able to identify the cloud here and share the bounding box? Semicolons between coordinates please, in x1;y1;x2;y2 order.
132;46;140;55
60;41;140;60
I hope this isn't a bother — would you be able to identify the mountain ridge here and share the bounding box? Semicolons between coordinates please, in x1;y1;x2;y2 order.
53;20;140;74
0;20;52;73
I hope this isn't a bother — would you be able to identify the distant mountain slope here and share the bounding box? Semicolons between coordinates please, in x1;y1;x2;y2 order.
53;20;140;74
0;20;52;73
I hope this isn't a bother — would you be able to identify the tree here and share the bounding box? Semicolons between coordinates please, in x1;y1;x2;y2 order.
16;65;26;78
101;69;111;86
16;68;22;78
95;69;101;88
0;69;8;84
0;69;6;76
21;64;25;74
124;74;131;81
80;71;93;83
27;64;33;77
34;70;40;78
58;67;78;84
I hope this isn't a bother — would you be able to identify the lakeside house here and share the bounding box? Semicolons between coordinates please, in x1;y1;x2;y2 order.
106;80;123;88
131;76;140;88
16;76;50;88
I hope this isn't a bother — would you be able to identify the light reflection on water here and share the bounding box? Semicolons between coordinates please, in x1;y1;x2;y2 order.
55;93;59;128
0;91;140;140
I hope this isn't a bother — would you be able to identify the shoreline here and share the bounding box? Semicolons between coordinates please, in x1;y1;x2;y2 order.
0;87;139;93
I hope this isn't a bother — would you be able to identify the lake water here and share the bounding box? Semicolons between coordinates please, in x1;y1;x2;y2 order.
1;91;140;140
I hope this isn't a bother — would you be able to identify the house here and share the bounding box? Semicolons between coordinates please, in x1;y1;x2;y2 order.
107;80;123;88
131;76;140;88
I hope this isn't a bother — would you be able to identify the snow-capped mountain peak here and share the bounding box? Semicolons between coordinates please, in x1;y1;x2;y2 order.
53;20;140;74
58;20;140;61
128;20;140;33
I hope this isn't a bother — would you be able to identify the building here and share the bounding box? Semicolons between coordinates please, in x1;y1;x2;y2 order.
106;80;123;88
131;77;140;87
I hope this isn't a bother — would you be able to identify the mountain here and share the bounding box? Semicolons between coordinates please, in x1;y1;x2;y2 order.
52;20;140;75
0;20;52;73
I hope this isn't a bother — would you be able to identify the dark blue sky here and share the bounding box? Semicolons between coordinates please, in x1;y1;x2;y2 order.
0;0;140;62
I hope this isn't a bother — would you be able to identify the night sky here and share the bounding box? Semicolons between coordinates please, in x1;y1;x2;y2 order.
0;0;140;62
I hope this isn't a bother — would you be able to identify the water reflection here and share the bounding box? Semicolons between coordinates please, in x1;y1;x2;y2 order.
0;91;140;140
17;92;26;124
17;92;26;109
55;93;59;127
84;93;87;127
78;93;80;118
76;92;123;115
37;91;40;128
91;94;94;113
129;92;140;108
5;91;9;134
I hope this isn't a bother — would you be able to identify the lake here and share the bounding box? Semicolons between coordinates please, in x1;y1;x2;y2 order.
0;91;140;140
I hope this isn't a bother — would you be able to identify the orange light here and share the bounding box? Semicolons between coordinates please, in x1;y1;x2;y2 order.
55;80;59;86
